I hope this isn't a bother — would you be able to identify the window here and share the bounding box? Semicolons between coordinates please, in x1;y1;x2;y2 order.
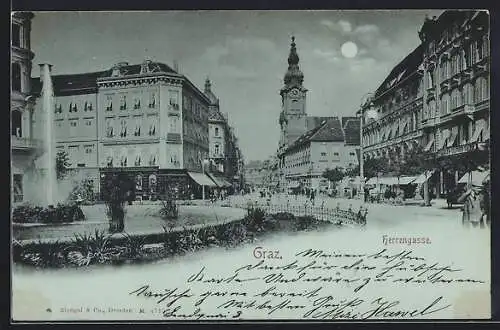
106;119;114;137
120;119;127;137
70;121;77;127
134;97;141;110
12;63;21;92
349;152;356;156
69;102;77;112
149;92;156;108
169;91;179;110
134;117;141;136
12;23;21;47
320;152;327;157
215;127;219;136
476;39;484;61
333;152;339;156
85;146;93;154
11;110;22;137
135;153;142;166
106;95;113;111
170;117;178;132
148;118;156;136
215;144;220;155
120;95;127;110
84;101;93;111
85;119;92;126
54;104;63;114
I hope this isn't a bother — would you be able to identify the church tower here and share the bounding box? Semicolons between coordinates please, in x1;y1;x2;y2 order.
278;36;308;152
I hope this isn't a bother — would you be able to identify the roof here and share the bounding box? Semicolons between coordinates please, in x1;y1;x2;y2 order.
419;11;486;42
306;116;332;131
374;45;423;98
342;116;357;128
343;119;360;146
208;107;226;123
31;61;178;97
286;117;344;153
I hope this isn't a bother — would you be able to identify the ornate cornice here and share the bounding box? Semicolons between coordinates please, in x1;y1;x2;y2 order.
97;75;183;89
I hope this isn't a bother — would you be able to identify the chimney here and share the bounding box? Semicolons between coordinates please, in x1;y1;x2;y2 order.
173;60;179;73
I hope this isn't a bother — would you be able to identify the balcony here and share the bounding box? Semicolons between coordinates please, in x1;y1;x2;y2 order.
363;130;423;152
166;133;181;143
11;136;42;152
436;142;482;158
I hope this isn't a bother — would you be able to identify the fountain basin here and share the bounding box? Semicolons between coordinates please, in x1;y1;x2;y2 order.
13;204;246;243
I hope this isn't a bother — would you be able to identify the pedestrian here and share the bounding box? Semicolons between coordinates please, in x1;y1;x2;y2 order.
459;183;484;228
310;189;316;206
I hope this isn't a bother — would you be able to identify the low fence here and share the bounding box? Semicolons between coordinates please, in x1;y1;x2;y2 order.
229;200;368;227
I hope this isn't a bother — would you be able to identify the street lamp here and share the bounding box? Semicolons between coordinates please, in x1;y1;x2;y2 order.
358;93;378;203
201;158;210;200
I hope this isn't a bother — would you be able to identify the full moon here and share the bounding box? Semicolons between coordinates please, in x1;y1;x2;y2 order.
341;41;358;58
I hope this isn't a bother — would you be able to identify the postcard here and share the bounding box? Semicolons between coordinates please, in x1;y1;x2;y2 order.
11;9;491;321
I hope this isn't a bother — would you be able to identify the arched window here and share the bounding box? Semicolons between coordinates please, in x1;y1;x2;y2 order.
215;144;220;155
11;110;22;137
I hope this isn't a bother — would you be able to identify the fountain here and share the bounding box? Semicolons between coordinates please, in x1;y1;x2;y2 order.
39;63;57;206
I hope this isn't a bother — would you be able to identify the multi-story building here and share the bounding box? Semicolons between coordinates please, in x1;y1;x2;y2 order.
361;45;425;169
32;59;219;200
418;10;489;196
244;160;266;188
205;78;234;190
283;117;360;190
360;10;490;198
11;11;38;204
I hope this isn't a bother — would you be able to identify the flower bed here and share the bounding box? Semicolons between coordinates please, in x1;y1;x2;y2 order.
12;208;336;269
12;203;86;224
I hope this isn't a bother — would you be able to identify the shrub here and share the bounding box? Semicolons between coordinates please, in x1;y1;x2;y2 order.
68;230;116;266
162;226;184;255
159;198;178;220
68;177;96;204
244;207;267;232
293;216;318;231
272;212;295;221
22;240;67;268
120;233;146;260
12;203;85;224
178;228;203;252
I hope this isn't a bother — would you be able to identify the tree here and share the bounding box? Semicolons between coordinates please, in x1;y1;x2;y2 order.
56;150;71;180
363;157;387;180
345;165;359;178
102;173;129;233
322;167;345;185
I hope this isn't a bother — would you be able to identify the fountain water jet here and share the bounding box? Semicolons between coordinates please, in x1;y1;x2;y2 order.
39;63;57;206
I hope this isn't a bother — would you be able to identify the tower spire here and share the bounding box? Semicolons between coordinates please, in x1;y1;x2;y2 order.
284;35;304;88
204;76;211;93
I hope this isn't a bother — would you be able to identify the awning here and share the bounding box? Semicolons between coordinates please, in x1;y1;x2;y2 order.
413;170;436;184
398;176;418;185
423;135;435;152
438;129;450;150
458;170;490;185
187;172;217;187
470;119;485;143
392;121;399;138
447;127;459;148
206;173;232;188
401;119;408;134
376;176;416;185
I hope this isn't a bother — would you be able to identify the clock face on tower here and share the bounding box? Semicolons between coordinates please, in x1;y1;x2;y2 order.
290;88;300;98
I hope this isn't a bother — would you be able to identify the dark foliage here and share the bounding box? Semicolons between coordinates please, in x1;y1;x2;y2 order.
12;203;85;224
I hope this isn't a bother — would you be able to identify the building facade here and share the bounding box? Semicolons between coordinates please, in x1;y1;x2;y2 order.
32;60;219;200
11;12;38;204
361;45;425;169
205;78;245;192
360;10;490;198
283;118;360;190
419;10;490;196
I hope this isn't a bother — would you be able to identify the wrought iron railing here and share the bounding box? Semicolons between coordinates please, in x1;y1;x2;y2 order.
229;200;368;227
